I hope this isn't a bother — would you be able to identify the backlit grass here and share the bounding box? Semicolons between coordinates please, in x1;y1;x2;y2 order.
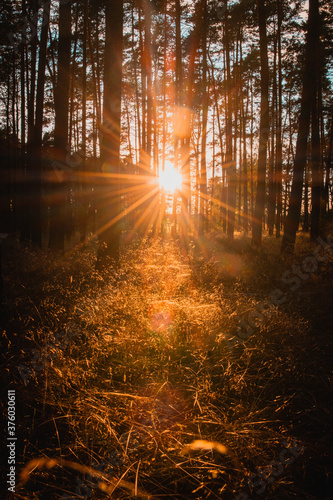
1;231;333;499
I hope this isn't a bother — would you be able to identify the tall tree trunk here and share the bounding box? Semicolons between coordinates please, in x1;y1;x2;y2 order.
11;54;19;231
234;32;241;230
224;1;235;240
275;0;283;237
20;0;26;152
268;26;277;235
139;6;147;171
199;0;208;234
252;0;270;247
175;0;182;107
175;0;188;236
131;2;140;163
26;0;38;244
160;0;167;232
211;103;215;224
250;76;254;224
27;0;38;146
82;0;87;159
325;108;333;212
241;61;249;233
221;49;227;231
172;0;204;234
138;0;154;236
68;4;79;149
153;54;158;178
208;54;224;196
96;0;123;266
31;0;50;247
310;61;321;239
281;0;319;252
20;0;29;242
49;0;72;251
79;0;88;243
143;0;152;164
87;14;101;132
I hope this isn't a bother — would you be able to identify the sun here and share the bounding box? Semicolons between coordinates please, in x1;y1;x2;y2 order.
159;162;182;193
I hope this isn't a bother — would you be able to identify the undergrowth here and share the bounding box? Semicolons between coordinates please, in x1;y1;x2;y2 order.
1;231;333;499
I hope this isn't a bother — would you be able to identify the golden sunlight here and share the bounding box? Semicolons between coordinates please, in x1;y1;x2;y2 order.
158;162;182;193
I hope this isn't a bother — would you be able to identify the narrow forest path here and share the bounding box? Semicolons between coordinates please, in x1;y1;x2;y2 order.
75;236;228;358
126;237;223;348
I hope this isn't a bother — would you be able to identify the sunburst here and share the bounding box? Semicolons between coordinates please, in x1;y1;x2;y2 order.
158;161;182;193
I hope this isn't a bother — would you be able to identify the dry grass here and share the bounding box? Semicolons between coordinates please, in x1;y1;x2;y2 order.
1;231;333;499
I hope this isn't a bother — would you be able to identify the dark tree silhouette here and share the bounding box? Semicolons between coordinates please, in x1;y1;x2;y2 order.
49;0;72;251
252;0;269;247
281;0;320;253
31;0;50;247
96;0;124;267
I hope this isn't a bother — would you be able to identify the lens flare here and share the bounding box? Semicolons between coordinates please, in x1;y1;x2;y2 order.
148;300;175;332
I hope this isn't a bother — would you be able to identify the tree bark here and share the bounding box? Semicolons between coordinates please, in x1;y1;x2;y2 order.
224;1;235;240
49;0;72;251
241;46;249;233
199;0;208;234
267;26;277;236
252;0;270;247
96;0;123;266
310;63;321;240
20;0;29;242
275;0;283;237
281;0;319;252
31;0;50;247
79;0;88;243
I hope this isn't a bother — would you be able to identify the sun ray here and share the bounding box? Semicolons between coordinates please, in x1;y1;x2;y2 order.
129;190;160;237
93;185;160;241
190;187;259;226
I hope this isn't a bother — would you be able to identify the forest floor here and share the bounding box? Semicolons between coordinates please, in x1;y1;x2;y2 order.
1;229;333;499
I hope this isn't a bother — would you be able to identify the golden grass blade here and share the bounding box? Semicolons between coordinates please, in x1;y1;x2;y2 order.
19;457;154;498
135;459;141;496
181;439;228;455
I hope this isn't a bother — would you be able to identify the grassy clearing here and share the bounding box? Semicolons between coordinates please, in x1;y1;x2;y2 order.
1;231;333;499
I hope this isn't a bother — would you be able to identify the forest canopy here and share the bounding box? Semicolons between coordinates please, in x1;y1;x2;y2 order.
0;0;333;257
